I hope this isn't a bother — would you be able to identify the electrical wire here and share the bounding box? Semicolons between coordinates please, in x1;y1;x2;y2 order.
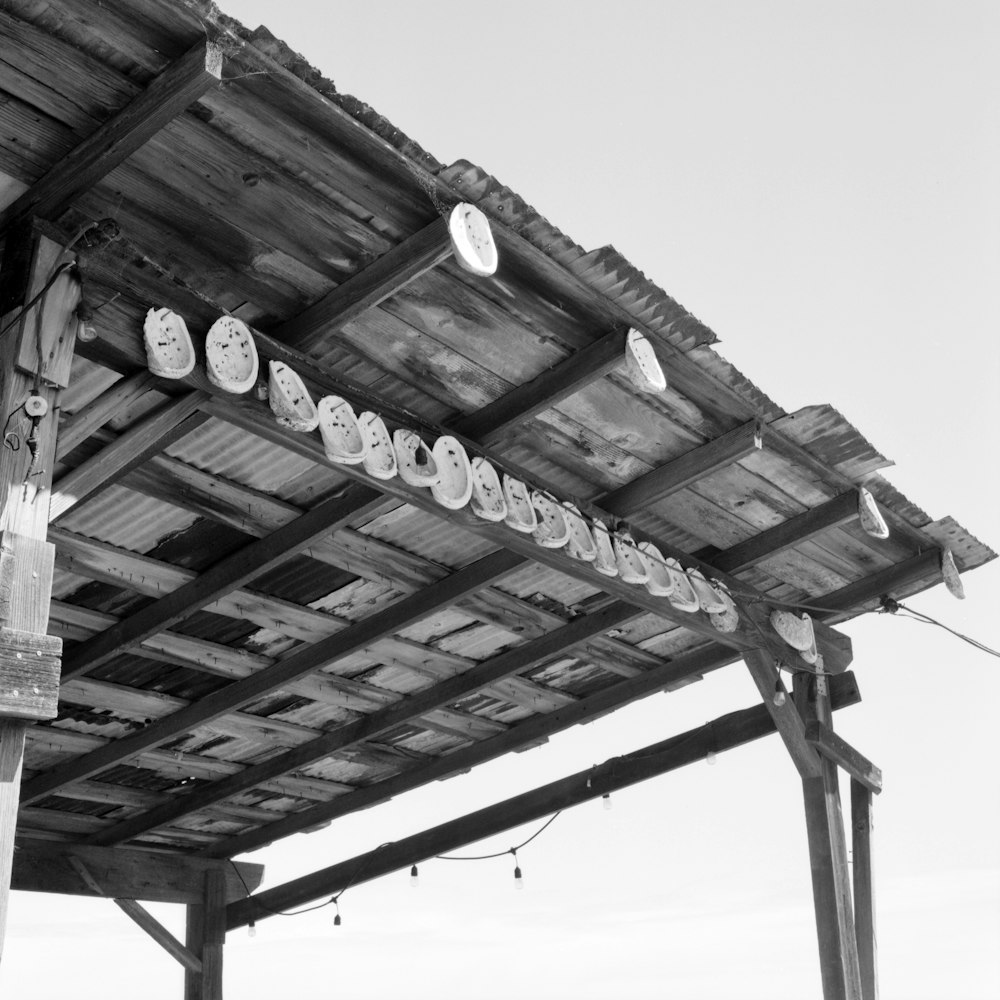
435;811;562;862
886;600;1000;660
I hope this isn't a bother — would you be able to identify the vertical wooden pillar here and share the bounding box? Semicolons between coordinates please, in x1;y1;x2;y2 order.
851;779;878;1000
796;672;863;1000
184;870;226;1000
0;220;76;958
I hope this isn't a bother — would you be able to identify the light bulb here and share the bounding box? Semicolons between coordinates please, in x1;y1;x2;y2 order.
410;864;419;888
513;865;524;890
705;750;717;766
773;682;787;707
248;919;256;939
333;913;342;927
602;793;612;811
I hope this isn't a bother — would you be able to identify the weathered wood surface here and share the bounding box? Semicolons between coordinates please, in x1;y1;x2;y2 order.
116;897;203;974
0;38;223;232
185;869;226;1000
851;780;879;1000
806;721;882;794
226;669;862;926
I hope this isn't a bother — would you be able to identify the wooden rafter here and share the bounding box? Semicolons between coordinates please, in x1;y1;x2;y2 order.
806;722;882;794
225;669;862;927
0;40;223;233
19;548;525;804
274;216;452;351
85;601;640;846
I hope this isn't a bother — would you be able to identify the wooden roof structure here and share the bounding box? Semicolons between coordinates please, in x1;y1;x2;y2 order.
0;2;993;997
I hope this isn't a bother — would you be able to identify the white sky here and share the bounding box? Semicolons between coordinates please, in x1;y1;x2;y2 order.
3;2;999;997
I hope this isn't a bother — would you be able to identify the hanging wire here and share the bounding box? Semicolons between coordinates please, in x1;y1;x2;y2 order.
882;599;1000;660
435;811;562;861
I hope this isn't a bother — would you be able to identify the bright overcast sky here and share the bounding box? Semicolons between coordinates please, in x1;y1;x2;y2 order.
4;2;999;998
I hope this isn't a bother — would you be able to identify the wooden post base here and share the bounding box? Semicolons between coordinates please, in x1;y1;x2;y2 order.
184;870;227;1000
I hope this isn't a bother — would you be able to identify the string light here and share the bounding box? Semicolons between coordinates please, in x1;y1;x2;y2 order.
410;865;419;888
333;899;342;927
773;679;787;707
247;918;256;938
602;793;612;810
705;751;717;766
512;850;524;890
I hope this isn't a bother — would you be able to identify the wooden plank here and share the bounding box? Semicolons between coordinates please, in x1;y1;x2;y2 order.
743;648;822;779
11;840;263;902
274;216;451;351
49;392;209;521
18;548;524;804
806;722;882;794
708;490;861;573
0;624;61;721
0;39;223;233
86;601;639;846
225;670;861;927
58;481;384;680
601;420;762;515
55;370;157;460
115;898;203;974
851;780;879;1000
797;674;863;1000
451;328;626;445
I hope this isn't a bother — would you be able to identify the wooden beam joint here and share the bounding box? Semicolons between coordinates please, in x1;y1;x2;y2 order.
806;721;882;794
0;625;61;721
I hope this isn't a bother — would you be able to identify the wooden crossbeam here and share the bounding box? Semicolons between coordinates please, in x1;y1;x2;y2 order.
601;420;762;515
226;670;861;926
116;897;202;975
50;392;209;521
19;548;524;805
806;722;882;794
708;490;861;573
0;40;223;233
57;481;384;680
55;371;157;461
274;216;452;351
86;601;640;847
451;329;627;445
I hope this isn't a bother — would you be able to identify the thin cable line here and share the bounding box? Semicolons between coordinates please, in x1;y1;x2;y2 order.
436;811;562;861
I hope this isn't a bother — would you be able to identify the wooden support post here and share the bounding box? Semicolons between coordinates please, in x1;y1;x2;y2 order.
796;672;863;1000
851;780;879;1000
0;222;69;959
185;870;227;1000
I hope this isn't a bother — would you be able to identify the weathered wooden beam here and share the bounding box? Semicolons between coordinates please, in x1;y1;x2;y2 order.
86;601;639;846
806;721;882;794
743;648;822;779
11;840;263;903
0;40;223;233
226;671;861;927
55;371;157;461
451;329;626;445
116;898;202;974
708;490;861;573
851;780;879;1000
57;480;384;680
0;225;67;960
19;548;524;804
185;870;226;1000
797;674;863;1000
601;420;762;516
49;392;209;521
274;216;451;351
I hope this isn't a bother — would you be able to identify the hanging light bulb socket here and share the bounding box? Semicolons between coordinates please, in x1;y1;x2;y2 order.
602;792;612;810
410;864;419;888
705;750;717;766
248;918;256;939
773;679;787;707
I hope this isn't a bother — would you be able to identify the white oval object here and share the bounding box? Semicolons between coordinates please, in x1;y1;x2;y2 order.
857;487;889;540
430;436;474;510
591;521;619;577
614;532;648;584
638;542;675;597
503;476;537;533
708;583;740;633
687;568;729;614
531;492;570;549
205;315;259;394
941;549;965;600
394;429;440;487
360;412;397;480
268;361;319;432
664;558;699;612
448;203;498;277
470;458;507;522
771;610;819;664
318;396;367;465
624;329;666;394
563;504;597;562
143;307;196;379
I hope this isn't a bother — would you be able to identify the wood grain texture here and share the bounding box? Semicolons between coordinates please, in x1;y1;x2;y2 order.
806;721;882;794
115;898;202;974
851;780;879;1000
56;371;157;460
0;39;223;232
0;625;61;721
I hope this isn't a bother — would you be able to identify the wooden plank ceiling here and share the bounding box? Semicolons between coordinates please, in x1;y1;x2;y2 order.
0;0;993;857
